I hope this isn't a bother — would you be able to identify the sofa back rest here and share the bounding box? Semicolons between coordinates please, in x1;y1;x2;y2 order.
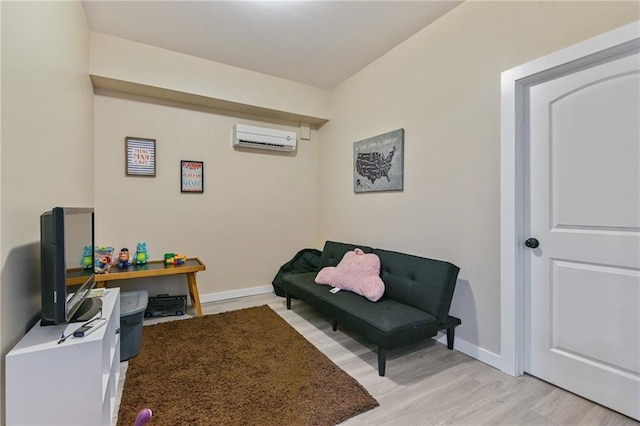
374;248;460;324
318;241;374;269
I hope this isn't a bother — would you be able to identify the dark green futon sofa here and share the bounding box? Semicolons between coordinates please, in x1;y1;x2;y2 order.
281;241;461;376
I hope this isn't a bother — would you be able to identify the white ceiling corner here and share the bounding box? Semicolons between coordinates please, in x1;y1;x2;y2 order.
82;0;463;90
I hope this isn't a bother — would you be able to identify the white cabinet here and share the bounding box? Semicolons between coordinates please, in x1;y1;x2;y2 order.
6;288;121;426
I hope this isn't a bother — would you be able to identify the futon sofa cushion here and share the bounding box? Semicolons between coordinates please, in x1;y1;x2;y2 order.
282;272;328;300
317;241;373;269
319;290;439;348
375;249;459;324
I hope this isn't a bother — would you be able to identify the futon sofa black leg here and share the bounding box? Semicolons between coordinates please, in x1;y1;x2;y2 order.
447;326;455;350
332;320;338;331
377;347;386;376
286;293;291;310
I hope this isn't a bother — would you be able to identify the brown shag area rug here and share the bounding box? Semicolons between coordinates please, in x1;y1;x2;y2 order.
117;305;378;425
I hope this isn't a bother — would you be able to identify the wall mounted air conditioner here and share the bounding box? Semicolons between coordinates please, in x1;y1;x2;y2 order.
233;124;297;152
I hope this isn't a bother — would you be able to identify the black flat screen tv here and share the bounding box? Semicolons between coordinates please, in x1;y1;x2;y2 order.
40;207;100;326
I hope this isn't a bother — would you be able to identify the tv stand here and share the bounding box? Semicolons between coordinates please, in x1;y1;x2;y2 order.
6;288;120;425
70;295;103;322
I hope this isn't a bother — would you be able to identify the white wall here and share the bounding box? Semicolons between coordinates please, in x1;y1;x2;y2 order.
0;1;93;420
90;32;330;123
89;32;330;300
318;1;639;357
93;92;319;298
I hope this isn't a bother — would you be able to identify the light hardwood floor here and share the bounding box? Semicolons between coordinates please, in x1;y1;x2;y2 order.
115;293;638;425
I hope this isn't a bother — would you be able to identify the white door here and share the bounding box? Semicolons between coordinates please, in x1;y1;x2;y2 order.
525;48;639;419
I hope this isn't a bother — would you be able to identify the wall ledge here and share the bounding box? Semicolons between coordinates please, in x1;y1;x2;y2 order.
91;75;329;127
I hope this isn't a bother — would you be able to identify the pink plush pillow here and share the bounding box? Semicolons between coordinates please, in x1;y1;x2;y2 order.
315;248;385;302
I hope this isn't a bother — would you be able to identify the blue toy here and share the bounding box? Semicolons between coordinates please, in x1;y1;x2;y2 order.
81;245;93;269
133;242;149;265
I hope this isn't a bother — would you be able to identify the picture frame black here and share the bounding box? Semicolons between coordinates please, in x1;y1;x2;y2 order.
181;160;204;193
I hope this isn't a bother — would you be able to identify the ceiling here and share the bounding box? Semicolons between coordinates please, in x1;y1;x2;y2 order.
82;1;463;90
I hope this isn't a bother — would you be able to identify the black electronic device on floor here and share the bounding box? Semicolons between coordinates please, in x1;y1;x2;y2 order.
144;294;187;317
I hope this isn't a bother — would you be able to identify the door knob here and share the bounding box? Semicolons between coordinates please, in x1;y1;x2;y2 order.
524;238;540;249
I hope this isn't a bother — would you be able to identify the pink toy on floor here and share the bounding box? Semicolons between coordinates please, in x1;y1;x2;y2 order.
134;408;152;426
315;248;385;301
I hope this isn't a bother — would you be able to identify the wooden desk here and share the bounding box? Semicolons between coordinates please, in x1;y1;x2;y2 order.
67;258;206;317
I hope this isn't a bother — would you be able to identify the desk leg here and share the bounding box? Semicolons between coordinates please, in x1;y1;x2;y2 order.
186;272;203;317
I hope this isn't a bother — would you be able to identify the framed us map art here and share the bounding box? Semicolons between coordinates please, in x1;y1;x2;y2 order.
353;129;404;193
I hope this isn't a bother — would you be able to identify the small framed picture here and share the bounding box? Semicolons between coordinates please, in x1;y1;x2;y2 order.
181;160;204;193
125;137;156;177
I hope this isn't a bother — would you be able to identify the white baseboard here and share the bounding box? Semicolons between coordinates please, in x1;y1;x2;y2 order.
200;285;274;304
199;286;502;371
436;332;501;370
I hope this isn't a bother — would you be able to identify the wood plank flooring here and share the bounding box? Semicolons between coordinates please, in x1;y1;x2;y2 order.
115;293;638;425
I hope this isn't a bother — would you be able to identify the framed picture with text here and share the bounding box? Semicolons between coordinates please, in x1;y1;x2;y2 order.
125;137;156;177
181;160;204;193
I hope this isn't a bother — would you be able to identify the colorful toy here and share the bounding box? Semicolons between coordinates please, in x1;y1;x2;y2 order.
94;246;114;272
81;245;93;269
95;256;111;274
164;253;186;265
133;242;149;265
96;246;115;257
117;248;131;268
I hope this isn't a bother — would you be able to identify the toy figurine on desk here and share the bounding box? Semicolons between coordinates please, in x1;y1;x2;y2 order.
95;255;111;273
94;246;114;273
81;245;93;269
133;242;149;265
164;253;186;265
117;248;131;268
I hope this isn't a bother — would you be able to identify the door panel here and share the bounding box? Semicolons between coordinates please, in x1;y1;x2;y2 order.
552;259;639;374
551;72;640;230
526;50;640;420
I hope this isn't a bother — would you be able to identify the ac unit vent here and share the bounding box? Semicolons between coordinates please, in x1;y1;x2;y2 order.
233;124;297;152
